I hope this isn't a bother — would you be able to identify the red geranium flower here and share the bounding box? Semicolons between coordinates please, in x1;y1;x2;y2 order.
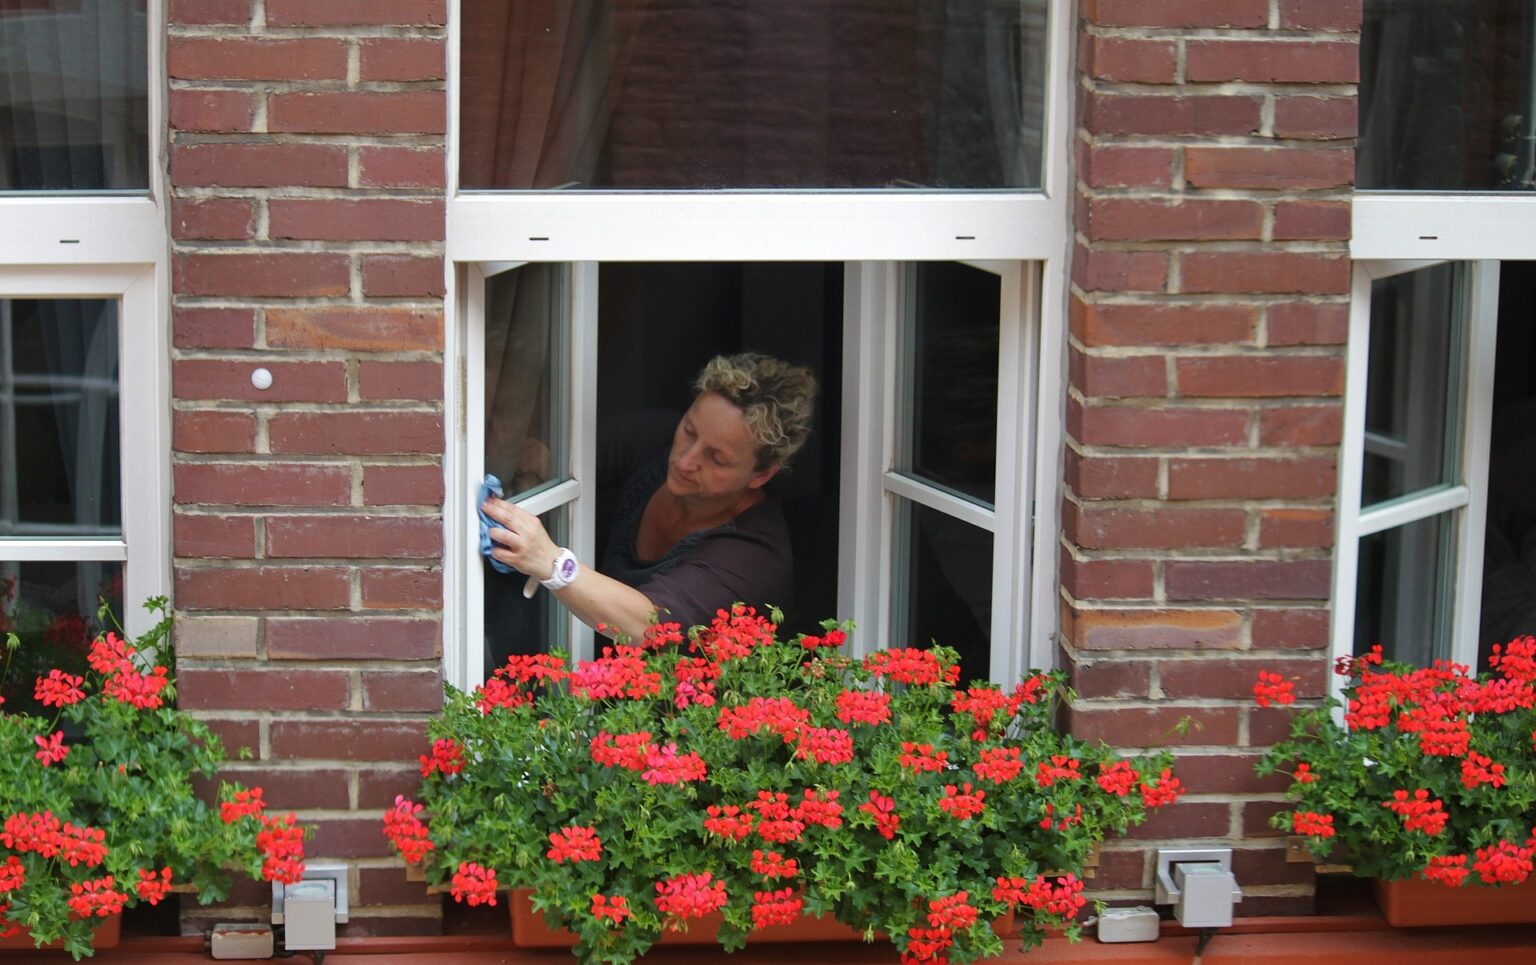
451;862;499;907
34;669;85;708
547;826;603;863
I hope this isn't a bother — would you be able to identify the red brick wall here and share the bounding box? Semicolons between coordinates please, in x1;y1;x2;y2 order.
1066;0;1361;913
168;0;447;934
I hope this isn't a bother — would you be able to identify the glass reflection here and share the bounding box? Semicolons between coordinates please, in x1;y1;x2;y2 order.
1354;513;1454;667
0;559;122;715
894;499;992;686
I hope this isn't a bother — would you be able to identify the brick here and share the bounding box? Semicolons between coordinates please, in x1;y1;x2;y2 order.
1242;800;1293;838
174;615;260;659
1068;400;1249;448
1072;247;1169;293
266;515;442;559
357;767;423;809
358;867;436;906
269;718;430;762
1063;703;1240;747
169;89;254;132
266;617;441;660
1267;302;1349;346
266;307;443;351
361;255;445;298
359;361;443;402
269;92;446;135
1168;752;1288;795
1166;456;1336;499
361;466;444;507
1061;551;1157;600
1067;657;1152;699
1070;348;1166;398
1123;801;1232;840
1184;147;1354;190
1160;657;1326;700
1088;0;1268;27
1279;0;1363;30
361;568;443;608
1078;145;1174;190
1177;356;1345;397
1089;198;1263;242
175;463;352;507
175;565;351;610
269;411;444;456
173;410;256;453
180;669;350;711
358;148;445;189
169;0;249;25
196;718;261;758
1274;96;1358;140
173;307;256;349
169;37;347;81
173;143;348;188
171;198;254;240
1085;36;1177;83
362;670;444;712
174;513;256;558
1064;450;1160;499
265;0;445;26
1068;504;1246;550
174;253;351;298
1251;608;1330;650
1092;849;1149;891
1181;252;1350;295
1165;560;1333;601
310;817;396;859
1273;201;1351;241
1259;405;1343;446
1064;607;1244;650
1250;706;1306;746
1073;300;1257;347
174;359;348;403
360;38;446;82
1260;508;1334;548
268;199;446;242
1232;848;1317;888
202;768;351;810
1086;94;1263;137
1185;40;1358;84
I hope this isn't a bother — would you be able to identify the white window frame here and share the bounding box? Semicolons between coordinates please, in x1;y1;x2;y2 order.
0;0;169;638
443;0;1073;688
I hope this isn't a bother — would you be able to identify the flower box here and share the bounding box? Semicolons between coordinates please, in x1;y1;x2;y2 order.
1373;876;1536;927
0;911;120;952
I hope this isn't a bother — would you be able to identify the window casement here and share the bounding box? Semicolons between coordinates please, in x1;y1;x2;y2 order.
443;0;1072;688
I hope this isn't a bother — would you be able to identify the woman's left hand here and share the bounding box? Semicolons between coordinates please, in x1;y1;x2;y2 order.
481;497;560;580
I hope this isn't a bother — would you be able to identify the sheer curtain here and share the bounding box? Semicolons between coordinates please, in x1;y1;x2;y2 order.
0;0;148;191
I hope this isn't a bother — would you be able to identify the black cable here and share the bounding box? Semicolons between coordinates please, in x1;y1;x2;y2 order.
1196;927;1216;956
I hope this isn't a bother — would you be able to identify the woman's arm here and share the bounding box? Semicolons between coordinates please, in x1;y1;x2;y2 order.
481;497;658;641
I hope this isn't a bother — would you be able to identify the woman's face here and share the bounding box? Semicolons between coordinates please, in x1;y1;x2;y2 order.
666;391;779;502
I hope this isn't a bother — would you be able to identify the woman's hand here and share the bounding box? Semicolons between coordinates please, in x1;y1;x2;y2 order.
481;497;560;580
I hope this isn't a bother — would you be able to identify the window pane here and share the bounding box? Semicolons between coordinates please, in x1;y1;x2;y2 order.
898;262;999;507
0;559;122;715
0;1;149;191
0;299;120;537
485;264;567;500
1354;513;1455;666
1359;0;1536;191
485;507;570;673
893;498;991;685
1362;264;1463;508
460;0;1048;190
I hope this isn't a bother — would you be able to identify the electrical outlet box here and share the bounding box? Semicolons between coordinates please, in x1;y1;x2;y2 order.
281;879;336;951
210;923;274;959
271;862;349;924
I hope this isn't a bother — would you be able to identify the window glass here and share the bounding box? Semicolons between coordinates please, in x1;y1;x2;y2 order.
0;559;122;714
1359;0;1536;191
485;507;569;670
459;0;1048;190
1362;265;1462;508
898;262;1000;507
1354;512;1455;666
485;264;567;500
0;298;120;537
0;0;149;192
894;498;991;686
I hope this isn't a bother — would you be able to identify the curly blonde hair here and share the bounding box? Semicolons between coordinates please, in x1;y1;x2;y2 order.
694;353;817;469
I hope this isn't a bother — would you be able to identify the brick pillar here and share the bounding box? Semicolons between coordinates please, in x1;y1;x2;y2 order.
1064;0;1360;913
168;0;447;934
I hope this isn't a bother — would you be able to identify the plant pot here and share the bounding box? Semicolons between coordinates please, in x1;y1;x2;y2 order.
1373;876;1536;927
0;912;122;952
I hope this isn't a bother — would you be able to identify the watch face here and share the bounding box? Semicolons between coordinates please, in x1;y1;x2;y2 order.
559;557;578;580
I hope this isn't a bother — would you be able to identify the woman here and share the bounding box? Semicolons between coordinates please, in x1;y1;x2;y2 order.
482;353;816;641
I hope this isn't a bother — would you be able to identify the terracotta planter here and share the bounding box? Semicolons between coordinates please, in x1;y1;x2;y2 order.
1373;876;1536;927
0;912;122;952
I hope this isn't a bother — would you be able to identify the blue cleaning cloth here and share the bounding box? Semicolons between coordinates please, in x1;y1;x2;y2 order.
478;473;514;574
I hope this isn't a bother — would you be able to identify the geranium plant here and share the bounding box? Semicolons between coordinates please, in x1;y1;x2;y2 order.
1256;638;1536;887
385;606;1182;965
1;598;309;958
